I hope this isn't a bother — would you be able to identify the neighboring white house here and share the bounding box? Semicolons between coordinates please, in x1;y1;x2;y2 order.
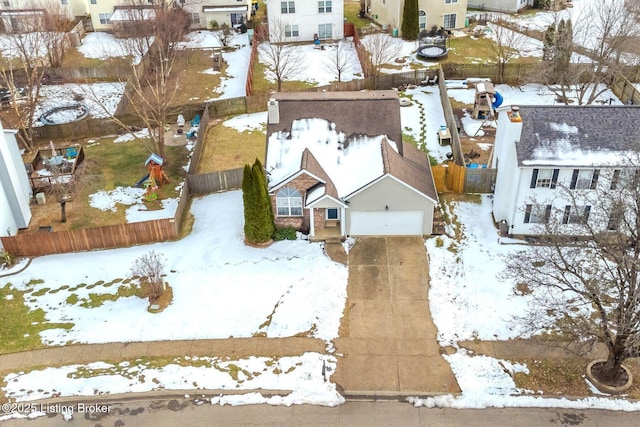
366;0;468;36
265;91;438;240
85;0;251;32
0;123;32;240
266;0;344;42
491;105;640;236
467;0;530;13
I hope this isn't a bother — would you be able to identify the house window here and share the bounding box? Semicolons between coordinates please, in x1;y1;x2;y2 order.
281;1;295;14
190;13;200;25
530;168;559;189
61;0;68;5
524;204;551;224
570;169;599;190
98;13;111;25
443;13;456;29
318;23;332;40
318;0;332;13
276;187;303;216
327;208;339;220
285;25;299;37
445;0;458;3
419;10;427;30
610;169;640;190
2;1;10;8
562;205;591;225
90;0;97;4
607;203;623;231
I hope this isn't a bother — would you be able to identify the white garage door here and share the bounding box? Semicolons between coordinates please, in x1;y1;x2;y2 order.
349;211;424;236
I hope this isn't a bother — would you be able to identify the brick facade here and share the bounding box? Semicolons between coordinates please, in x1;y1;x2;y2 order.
270;173;322;233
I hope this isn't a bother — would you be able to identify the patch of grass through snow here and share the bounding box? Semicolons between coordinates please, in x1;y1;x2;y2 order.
0;284;74;355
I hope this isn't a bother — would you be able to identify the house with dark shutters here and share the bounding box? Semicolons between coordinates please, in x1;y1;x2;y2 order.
491;105;640;235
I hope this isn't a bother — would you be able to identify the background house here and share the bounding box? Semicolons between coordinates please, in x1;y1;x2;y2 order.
366;0;468;35
265;91;438;240
0;123;32;241
180;0;251;30
491;105;640;235
467;0;531;13
266;0;344;42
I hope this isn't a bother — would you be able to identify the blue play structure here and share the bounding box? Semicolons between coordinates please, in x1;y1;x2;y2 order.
135;173;150;187
492;92;503;109
190;114;201;127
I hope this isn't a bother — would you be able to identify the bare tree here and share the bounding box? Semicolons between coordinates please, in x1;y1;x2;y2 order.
0;0;73;153
323;40;355;83
258;18;305;91
131;250;167;303
360;33;402;78
539;0;640;105
484;20;528;83
85;0;190;159
502;165;640;386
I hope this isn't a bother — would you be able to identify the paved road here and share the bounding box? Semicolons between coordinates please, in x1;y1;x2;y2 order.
2;398;638;426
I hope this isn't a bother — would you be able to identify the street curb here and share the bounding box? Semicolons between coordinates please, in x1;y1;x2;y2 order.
342;390;462;402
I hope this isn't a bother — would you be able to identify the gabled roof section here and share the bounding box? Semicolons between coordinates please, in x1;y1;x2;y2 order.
382;140;438;202
300;148;338;199
267;91;403;153
516;106;640;167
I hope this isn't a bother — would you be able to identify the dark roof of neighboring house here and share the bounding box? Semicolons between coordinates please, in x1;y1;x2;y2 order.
381;140;438;202
267;91;403;152
516;106;640;166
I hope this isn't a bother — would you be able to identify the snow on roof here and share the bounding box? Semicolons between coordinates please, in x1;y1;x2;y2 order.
516;106;640;167
266;118;396;198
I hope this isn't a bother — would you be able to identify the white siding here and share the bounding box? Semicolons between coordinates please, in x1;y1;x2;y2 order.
467;0;529;13
0;128;32;236
266;0;344;42
492;108;523;228
345;175;435;235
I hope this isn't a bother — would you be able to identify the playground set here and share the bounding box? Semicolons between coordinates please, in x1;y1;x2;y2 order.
136;153;169;202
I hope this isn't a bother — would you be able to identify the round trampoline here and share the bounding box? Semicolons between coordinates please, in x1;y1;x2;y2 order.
416;31;449;61
39;104;90;126
416;45;448;60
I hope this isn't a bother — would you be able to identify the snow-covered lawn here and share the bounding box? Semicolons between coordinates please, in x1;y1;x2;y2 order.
32;83;125;127
2;191;347;346
0;190;346;409
258;39;364;86
422;195;640;410
78;32;152;65
2;353;343;407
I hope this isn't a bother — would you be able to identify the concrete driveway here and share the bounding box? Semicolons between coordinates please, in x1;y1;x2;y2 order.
333;236;460;396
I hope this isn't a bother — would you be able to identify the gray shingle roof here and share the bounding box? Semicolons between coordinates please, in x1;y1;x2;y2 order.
267;91;403;151
516;106;640;166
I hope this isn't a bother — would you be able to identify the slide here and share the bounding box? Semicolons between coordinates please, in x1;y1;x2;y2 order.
492;91;504;109
135;174;150;188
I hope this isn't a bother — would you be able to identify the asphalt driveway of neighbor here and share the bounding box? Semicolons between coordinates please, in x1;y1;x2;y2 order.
333;236;460;397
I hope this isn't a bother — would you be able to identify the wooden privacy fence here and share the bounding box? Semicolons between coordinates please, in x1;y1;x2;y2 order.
437;66;465;167
188;167;244;195
612;73;640;106
464;167;497;193
433;163;496;194
0;219;178;257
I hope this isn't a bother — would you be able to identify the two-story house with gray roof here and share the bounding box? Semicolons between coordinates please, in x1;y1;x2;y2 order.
491;105;640;235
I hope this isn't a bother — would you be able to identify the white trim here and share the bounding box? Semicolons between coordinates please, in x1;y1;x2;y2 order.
309;206;315;236
305;193;348;208
340;207;346;236
344;174;438;204
269;169;326;193
203;6;249;13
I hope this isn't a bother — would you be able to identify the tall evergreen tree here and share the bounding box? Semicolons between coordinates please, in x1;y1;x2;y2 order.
401;0;419;41
242;159;274;244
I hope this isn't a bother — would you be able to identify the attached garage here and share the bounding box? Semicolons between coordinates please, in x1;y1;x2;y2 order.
349;211;424;236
